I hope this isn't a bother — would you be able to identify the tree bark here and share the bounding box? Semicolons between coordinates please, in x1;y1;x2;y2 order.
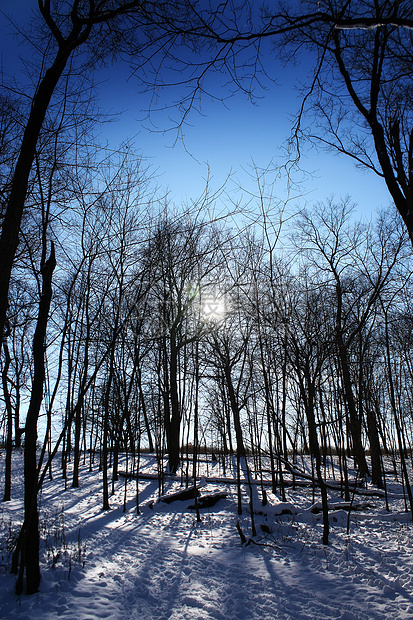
2;341;13;502
12;242;56;595
165;330;181;474
365;387;383;488
335;278;369;478
0;45;76;342
301;371;329;545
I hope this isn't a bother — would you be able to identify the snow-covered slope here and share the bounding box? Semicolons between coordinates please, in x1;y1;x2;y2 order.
1;451;412;619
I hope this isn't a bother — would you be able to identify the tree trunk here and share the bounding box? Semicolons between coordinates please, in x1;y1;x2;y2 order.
2;341;12;502
302;374;329;545
336;331;369;478
383;309;413;518
224;364;245;458
137;365;154;452
165;331;181;474
102;380;111;511
0;46;75;342
71;402;82;488
12;341;22;448
365;389;383;488
12;242;56;595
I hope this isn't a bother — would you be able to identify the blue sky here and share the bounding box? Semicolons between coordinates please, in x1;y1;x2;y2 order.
96;57;387;221
1;1;388;219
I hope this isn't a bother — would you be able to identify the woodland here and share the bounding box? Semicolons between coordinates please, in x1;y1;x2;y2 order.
1;0;413;603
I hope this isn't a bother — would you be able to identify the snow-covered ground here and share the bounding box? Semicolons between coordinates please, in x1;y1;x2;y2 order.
1;451;413;619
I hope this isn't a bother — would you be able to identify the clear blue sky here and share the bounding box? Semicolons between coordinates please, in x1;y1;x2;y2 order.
1;1;388;219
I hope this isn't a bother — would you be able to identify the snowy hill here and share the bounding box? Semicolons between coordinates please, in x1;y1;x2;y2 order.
1;451;413;619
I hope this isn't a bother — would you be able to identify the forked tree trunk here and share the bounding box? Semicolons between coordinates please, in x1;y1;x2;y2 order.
337;337;369;478
365;392;383;488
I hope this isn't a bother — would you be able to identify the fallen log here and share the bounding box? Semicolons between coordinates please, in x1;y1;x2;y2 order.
118;470;178;481
188;492;228;510
279;459;385;498
159;485;199;504
310;501;376;514
118;469;385;498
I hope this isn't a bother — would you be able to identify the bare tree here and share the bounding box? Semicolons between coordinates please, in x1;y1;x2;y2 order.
11;240;56;595
2;335;13;502
0;0;146;341
0;0;258;344
254;1;413;244
142;210;223;473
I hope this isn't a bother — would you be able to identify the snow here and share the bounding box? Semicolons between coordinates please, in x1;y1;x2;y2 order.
1;451;413;619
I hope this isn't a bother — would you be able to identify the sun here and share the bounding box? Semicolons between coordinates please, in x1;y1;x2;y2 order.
202;295;226;321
